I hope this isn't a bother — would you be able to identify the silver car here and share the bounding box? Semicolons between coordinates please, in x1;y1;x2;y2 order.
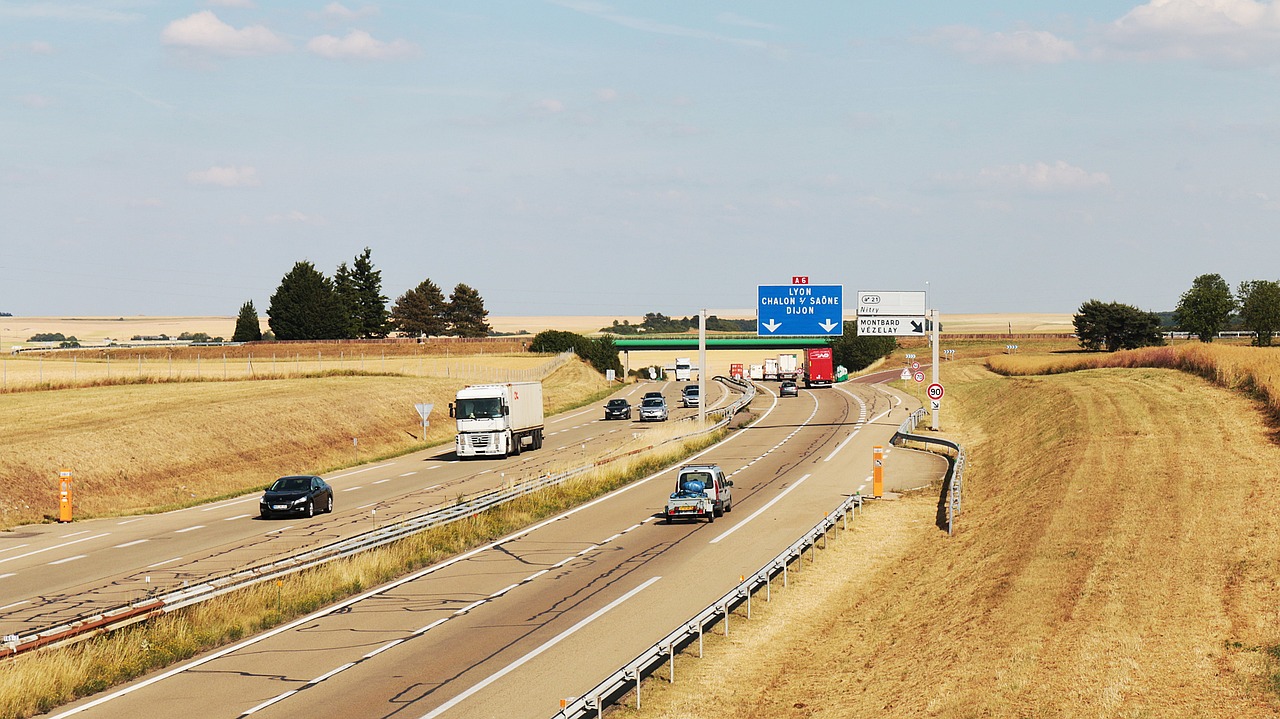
681;385;700;408
639;396;669;421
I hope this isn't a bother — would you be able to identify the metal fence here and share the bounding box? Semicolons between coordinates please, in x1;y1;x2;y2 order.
891;408;966;535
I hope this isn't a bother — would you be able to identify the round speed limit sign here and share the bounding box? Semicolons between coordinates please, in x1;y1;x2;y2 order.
927;383;944;400
913;370;926;383
910;361;921;371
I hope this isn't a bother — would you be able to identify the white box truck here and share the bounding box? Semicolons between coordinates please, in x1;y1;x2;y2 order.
748;364;764;381
674;357;692;382
450;382;544;458
777;352;799;381
763;357;779;381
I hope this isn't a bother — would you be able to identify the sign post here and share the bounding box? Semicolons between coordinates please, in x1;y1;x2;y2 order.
414;403;435;441
930;309;941;431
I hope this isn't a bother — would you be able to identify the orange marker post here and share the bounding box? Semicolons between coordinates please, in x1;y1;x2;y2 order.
872;446;884;499
58;469;73;523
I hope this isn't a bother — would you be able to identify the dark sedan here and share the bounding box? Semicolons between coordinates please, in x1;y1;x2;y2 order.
604;398;632;420
259;475;334;519
779;381;799;397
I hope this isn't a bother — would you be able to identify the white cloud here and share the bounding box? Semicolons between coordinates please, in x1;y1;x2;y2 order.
0;4;141;22
306;30;418;60
187;165;260;187
16;94;52;108
161;11;290;57
532;98;564;113
320;2;379;22
1107;0;1280;64
266;210;326;225
208;0;256;7
595;87;618;102
550;1;770;51
927;25;1079;64
716;12;777;31
977;161;1111;192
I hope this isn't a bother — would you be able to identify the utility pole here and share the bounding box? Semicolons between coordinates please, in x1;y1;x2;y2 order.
698;309;707;424
930;308;941;431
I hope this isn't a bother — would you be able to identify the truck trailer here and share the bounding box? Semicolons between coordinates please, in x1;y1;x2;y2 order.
777;352;800;381
802;347;834;388
450;382;544;458
674;357;692;382
763;357;779;381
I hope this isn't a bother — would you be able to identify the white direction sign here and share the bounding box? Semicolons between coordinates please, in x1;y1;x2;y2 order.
858;316;926;336
931;399;941;411
857;291;926;316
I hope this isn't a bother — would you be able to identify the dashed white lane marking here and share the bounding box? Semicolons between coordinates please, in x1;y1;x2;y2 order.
113;539;148;549
327;463;394;480
310;662;354;684
0;533;110;566
373;479;390;485
524;569;549;583
224;514;252;521
0;573;16;581
364;639;404;659
428;465;442;470
59;530;89;539
243;691;296;715
576;544;599;556
116;518;145;525
341;486;363;492
49;554;86;565
0;599;29;610
175;525;204;534
824;429;861;463
454;600;486;616
266;526;293;534
415;617;449;635
0;544;30;556
710;474;814;545
488;583;520;599
399;471;417;477
420;577;662;719
201;497;256;512
357;503;376;510
147;557;182;568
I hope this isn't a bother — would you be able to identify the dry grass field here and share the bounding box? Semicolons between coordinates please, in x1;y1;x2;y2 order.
622;355;1280;718
0;357;610;530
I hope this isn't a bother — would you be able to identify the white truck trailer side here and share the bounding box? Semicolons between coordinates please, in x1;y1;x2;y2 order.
450;382;544;458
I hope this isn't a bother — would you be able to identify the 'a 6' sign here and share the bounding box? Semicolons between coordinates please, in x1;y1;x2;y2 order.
927;383;944;400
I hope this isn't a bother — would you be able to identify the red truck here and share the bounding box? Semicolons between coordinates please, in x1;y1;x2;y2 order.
802;347;834;388
729;363;744;380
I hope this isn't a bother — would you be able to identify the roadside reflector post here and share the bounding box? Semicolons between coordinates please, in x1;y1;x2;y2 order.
57;469;73;523
872;446;884;498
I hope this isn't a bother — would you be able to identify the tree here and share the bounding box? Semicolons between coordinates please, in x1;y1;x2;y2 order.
267;261;352;340
828;322;897;371
390;279;449;337
335;248;389;339
1175;273;1236;342
447;283;491;337
232;300;263;342
1073;300;1165;351
1238;280;1280;347
528;330;621;377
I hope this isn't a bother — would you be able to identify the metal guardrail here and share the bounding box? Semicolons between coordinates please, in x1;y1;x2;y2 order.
0;376;754;659
891;408;966;536
554;491;865;718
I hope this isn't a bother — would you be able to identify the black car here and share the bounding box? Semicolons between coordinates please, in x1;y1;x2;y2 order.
259;475;334;518
779;381;799;397
604;398;632;420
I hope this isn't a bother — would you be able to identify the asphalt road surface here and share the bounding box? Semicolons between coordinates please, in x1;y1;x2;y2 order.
40;377;946;719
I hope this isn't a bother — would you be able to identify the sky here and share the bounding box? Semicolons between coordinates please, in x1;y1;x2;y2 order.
4;0;1280;319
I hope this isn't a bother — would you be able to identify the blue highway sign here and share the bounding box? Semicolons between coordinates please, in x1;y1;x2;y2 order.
757;284;844;336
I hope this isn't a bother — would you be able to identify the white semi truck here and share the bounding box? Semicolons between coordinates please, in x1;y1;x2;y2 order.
674;357;693;382
450;382;544;458
777;352;800;381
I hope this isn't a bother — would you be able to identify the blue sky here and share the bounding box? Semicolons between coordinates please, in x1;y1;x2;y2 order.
4;0;1280;318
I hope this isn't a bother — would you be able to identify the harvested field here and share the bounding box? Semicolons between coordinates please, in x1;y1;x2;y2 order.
0;357;610;530
623;360;1280;718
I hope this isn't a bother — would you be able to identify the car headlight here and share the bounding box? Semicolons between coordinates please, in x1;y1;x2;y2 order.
291;496;308;505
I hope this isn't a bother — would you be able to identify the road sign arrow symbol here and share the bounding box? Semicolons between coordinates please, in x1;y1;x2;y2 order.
819;319;839;332
910;320;923;333
762;319;782;333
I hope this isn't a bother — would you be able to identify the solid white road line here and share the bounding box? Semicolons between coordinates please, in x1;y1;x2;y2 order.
418;576;662;719
710;474;813;545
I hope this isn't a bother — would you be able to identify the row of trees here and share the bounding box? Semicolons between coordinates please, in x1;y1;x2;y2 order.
231;249;492;342
600;313;755;335
1174;273;1280;346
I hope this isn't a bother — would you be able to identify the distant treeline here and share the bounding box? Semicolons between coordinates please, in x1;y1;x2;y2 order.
601;312;754;335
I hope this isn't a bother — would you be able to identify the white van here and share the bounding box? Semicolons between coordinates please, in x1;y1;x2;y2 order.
675;464;732;516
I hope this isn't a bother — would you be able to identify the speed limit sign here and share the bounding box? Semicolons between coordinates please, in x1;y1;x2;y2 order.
910;361;921;371
913;370;926;383
927;383;944;400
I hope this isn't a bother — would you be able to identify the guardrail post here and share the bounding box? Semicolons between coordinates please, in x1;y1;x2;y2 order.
698;621;704;657
666;645;674;683
722;605;729;637
746;584;752;619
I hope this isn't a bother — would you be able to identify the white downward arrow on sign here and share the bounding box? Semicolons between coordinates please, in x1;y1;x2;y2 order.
819;319;839;332
762;319;782;333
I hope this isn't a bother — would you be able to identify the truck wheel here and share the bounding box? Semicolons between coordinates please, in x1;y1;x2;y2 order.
510;433;521;456
725;500;732;513
714;505;723;517
707;512;715;523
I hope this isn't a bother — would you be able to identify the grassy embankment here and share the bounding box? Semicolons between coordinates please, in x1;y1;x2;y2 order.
0;354;604;530
616;346;1280;718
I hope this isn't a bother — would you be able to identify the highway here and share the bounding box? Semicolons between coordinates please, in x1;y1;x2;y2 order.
0;380;733;642
39;374;945;719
